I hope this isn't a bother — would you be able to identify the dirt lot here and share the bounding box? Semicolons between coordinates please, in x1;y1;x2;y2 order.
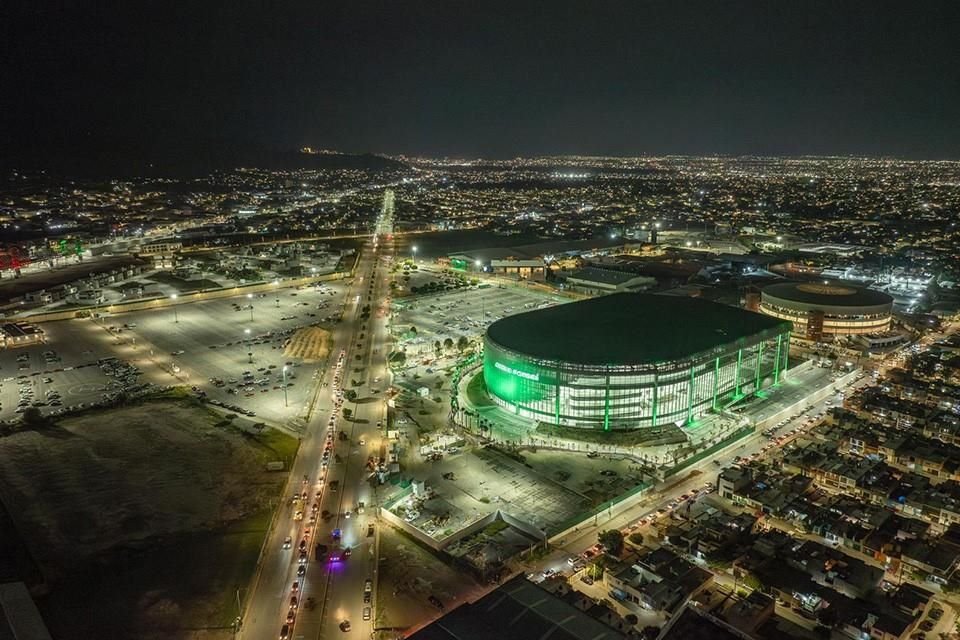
284;326;331;361
376;526;486;632
0;396;298;640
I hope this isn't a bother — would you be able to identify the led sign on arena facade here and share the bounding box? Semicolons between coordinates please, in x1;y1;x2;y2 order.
482;293;792;431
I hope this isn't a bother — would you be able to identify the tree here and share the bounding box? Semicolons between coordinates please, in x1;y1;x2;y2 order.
409;325;417;335
344;389;358;402
20;407;46;428
586;561;604;580
434;340;442;356
343;408;353;419
627;532;644;546
640;626;660;640
443;337;454;352
456;335;470;352
815;607;838;628
389;351;406;367
598;529;624;556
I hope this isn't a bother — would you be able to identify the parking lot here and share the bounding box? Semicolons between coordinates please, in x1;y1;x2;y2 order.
392;285;567;377
397;285;566;346
0;280;352;426
386;444;592;546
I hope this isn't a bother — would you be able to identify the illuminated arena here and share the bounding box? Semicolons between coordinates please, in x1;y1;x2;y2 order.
759;282;893;339
482;293;792;431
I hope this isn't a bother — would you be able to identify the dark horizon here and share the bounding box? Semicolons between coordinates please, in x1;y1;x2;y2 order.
5;1;960;165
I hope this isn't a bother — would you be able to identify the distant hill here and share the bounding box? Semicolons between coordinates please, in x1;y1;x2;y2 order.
2;139;408;179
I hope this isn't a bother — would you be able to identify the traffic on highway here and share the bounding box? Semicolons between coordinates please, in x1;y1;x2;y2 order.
239;207;394;640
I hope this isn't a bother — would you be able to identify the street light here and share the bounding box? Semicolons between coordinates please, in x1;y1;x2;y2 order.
247;292;254;322
245;328;252;363
273;280;280;308
282;365;289;407
411;245;418;262
170;293;178;323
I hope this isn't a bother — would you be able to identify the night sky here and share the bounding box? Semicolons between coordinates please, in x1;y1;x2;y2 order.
4;0;960;161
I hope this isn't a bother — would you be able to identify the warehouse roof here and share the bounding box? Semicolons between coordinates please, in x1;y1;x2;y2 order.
486;293;790;365
567;267;638;286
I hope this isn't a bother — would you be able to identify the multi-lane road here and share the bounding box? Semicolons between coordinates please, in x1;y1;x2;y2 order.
240;222;394;640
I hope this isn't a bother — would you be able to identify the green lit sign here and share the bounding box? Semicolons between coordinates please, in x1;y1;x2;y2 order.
451;258;468;271
494;361;539;381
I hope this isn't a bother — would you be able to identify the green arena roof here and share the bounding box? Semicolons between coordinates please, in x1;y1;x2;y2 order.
485;293;791;366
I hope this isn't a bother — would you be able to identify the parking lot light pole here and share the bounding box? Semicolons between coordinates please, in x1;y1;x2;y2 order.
245;328;252;363
282;365;289;407
170;293;178;323
247;292;254;322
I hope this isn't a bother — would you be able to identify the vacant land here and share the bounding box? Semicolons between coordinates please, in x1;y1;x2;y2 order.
376;526;485;631
0;396;297;640
284;326;331;361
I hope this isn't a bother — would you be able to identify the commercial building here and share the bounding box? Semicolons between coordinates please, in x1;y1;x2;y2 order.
564;267;655;295
0;322;45;348
759;282;893;340
483;293;792;431
407;574;627;640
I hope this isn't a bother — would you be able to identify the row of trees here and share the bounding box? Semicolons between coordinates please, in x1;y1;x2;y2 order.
407;326;473;352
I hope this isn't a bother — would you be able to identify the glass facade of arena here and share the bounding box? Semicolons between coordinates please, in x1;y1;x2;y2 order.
483;328;792;431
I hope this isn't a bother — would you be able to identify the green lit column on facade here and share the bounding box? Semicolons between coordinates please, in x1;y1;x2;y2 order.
734;348;743;397
554;362;561;427
712;356;721;411
782;331;790;379
651;371;659;427
773;334;782;386
755;342;764;394
603;374;611;431
686;365;696;424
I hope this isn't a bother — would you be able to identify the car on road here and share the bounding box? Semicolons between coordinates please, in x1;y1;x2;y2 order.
279;623;290;639
364;579;373;593
339;621;351;632
283;536;292;549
